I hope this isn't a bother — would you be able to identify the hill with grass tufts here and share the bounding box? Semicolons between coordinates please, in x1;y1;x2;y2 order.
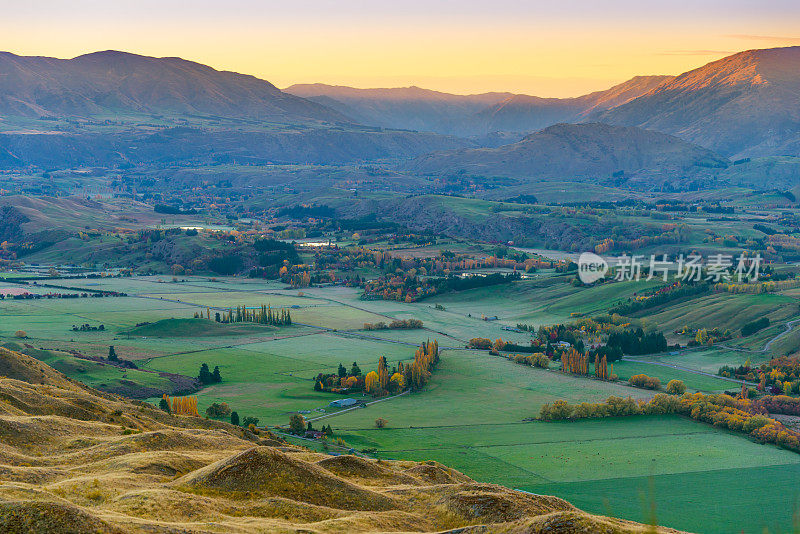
0;346;686;533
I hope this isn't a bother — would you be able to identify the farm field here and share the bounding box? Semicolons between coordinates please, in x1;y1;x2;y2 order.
603;359;735;392
3;273;800;533
327;352;800;534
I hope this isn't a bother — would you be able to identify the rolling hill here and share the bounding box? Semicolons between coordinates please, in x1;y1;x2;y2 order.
595;46;800;158
0;346;683;533
407;122;728;187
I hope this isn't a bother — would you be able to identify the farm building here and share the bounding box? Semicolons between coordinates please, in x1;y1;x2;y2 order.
329;398;359;408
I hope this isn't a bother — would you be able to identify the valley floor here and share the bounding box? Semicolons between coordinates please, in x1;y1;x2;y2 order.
2;274;799;533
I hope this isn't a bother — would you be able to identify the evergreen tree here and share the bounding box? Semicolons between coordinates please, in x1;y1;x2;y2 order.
108;345;118;361
230;411;240;426
212;366;222;383
337;363;347;378
199;363;212;384
159;397;170;413
351;361;361;376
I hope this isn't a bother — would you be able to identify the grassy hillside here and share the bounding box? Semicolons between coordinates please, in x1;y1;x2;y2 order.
0;346;680;533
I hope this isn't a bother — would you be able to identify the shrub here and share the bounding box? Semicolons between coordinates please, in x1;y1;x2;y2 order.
375;418;388;428
742;317;770;336
666;379;686;395
642;393;682;414
629;374;660;390
242;416;259;427
530;353;550;369
743;415;771;433
539;400;573;421
205;402;232;418
14;330;27;338
605;395;642;416
468;338;492;350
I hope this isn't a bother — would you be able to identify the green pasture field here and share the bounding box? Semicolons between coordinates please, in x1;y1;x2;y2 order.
606;360;735;392
322;349;653;429
121;318;277;338
328;352;800;534
2;274;798;533
527;463;800;534
140;332;422;422
431;277;663;328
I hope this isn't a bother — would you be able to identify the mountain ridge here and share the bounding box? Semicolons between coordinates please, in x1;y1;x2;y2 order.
0;50;349;124
286;76;673;136
594;46;800;157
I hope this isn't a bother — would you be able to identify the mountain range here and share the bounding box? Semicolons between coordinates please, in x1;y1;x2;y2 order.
286;76;671;137
0;47;799;187
290;47;800;158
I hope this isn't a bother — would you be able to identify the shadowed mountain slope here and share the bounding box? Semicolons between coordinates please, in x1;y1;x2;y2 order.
407;123;728;186
0;50;346;124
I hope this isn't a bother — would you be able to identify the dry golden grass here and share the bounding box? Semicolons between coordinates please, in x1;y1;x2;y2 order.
0;347;688;533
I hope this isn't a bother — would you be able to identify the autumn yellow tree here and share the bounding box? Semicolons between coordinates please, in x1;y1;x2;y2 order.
389;372;405;391
164;394;199;416
377;355;389;390
365;371;380;394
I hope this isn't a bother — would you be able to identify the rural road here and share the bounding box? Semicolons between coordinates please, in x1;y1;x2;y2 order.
718;318;800;354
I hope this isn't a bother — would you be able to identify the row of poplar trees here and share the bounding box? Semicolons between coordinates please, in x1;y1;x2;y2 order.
160;394;199;416
194;305;292;325
560;348;612;380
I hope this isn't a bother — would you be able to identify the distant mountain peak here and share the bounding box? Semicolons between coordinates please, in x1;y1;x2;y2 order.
596;46;800;157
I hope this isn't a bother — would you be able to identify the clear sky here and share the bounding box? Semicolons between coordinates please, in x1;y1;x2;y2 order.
3;1;800;96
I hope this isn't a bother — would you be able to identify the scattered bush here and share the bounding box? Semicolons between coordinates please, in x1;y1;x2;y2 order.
628;374;661;390
375;418;388;428
468;338;492;350
14;330;27;338
666;379;686;395
242;416;259;428
205;402;232;418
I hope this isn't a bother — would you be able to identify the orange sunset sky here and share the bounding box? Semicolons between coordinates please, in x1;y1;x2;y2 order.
3;0;800;96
